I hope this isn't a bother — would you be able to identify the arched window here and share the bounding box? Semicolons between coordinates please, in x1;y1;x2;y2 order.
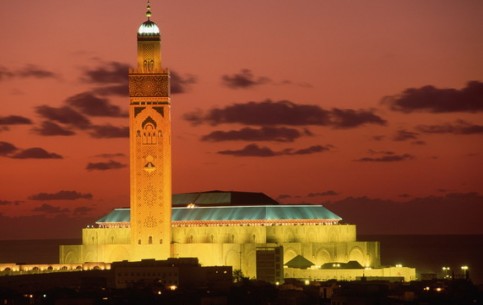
148;236;153;244
142;117;157;145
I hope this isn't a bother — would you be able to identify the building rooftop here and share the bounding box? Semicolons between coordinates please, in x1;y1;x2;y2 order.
172;190;280;207
96;191;341;227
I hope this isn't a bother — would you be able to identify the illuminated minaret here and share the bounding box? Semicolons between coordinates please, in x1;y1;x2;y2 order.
128;1;171;259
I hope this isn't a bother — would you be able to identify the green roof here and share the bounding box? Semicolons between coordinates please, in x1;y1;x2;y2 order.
96;205;341;224
285;255;315;269
96;191;341;225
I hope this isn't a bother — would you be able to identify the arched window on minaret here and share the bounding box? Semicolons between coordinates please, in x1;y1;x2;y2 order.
148;236;153;244
141;116;158;145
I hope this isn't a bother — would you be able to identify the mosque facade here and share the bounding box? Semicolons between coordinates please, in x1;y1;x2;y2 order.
59;4;413;281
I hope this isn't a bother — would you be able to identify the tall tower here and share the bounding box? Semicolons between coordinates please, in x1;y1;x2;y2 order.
128;2;171;260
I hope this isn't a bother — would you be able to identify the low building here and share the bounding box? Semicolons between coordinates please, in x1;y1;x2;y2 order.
111;257;232;289
256;246;284;284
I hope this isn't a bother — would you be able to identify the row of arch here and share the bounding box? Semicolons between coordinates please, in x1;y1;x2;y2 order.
0;263;110;273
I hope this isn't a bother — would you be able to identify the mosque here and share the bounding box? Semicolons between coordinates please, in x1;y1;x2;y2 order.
59;3;415;281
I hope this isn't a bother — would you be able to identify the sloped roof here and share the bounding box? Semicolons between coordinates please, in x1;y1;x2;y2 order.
172;191;279;207
172;205;341;222
96;191;342;226
97;208;129;224
285;255;315;269
96;205;341;225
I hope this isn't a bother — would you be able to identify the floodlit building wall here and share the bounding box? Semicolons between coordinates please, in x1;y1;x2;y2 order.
60;224;380;279
284;266;417;282
266;224;356;243
82;227;130;245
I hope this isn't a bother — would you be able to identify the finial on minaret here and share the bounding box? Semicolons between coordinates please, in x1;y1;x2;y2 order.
146;1;152;20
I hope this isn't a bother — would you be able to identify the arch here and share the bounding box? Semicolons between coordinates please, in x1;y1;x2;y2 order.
348;247;365;265
285;228;296;243
284;248;298;264
148;236;153;244
63;250;77;264
314;249;332;266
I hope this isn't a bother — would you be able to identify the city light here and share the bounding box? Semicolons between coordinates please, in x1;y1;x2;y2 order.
441;266;451;279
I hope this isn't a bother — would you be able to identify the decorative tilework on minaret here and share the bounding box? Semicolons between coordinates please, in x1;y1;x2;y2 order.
128;1;171;259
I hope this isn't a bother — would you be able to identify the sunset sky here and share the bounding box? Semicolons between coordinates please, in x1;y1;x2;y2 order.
1;0;482;239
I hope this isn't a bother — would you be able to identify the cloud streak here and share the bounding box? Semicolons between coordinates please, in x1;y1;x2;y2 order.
170;70;197;94
201;126;305;142
222;69;270;89
36;105;91;129
0;65;57;81
33;121;76;136
86;160;127;171
12;147;63;159
0;200;23;206
1;141;63;159
384;81;483;113
66;92;127;117
29;190;93;201
393;129;419;141
218;143;331;157
417;120;483;135
0;115;32;126
355;151;414;162
185;100;385;128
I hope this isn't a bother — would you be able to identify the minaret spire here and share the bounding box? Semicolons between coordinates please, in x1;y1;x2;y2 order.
146;1;152;20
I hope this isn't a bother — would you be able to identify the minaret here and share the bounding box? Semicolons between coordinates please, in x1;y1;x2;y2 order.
128;1;171;260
